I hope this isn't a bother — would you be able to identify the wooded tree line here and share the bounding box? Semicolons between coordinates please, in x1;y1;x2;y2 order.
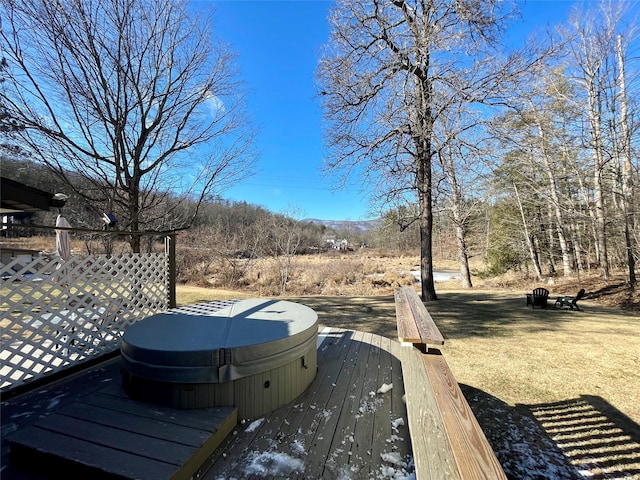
487;2;638;287
318;0;639;295
2;0;638;298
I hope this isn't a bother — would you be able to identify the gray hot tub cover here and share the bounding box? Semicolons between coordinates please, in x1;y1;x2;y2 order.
120;299;318;383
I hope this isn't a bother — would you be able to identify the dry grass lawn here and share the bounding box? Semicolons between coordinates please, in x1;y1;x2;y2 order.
176;284;640;478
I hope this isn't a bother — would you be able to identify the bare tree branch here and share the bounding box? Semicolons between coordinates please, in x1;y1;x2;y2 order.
0;0;256;250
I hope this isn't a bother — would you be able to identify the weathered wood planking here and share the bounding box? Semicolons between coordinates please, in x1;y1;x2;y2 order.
197;327;358;477
5;381;237;480
405;287;445;346
422;350;507;480
396;290;505;480
1;357;124;480
394;287;422;344
370;335;400;472
400;345;461;480
200;328;414;480
395;287;445;346
302;329;373;477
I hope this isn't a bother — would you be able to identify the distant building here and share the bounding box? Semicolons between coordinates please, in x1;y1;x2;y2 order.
325;236;349;251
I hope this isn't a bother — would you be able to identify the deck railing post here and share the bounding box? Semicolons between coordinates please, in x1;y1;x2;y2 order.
166;233;177;308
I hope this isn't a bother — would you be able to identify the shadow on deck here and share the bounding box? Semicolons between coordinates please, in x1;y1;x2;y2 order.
1;328;414;479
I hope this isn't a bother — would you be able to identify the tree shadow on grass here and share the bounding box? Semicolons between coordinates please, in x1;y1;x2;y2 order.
286;294;400;339
420;290;584;339
289;291;609;341
588;282;640;310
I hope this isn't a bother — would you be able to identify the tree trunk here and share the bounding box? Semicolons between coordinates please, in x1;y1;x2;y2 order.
617;35;636;288
416;126;436;300
587;72;610;281
129;175;141;253
420;220;437;300
418;153;437;301
450;176;472;288
514;183;543;280
416;72;437;302
533;117;573;276
455;221;473;288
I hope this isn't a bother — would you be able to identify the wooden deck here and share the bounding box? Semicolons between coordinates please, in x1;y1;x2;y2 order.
5;385;236;479
1;327;414;479
199;327;412;479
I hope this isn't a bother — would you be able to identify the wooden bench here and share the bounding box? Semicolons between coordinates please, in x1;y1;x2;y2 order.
394;287;507;479
394;286;444;353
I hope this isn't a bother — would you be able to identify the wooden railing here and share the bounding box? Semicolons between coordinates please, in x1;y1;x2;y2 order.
1;231;176;393
394;287;507;479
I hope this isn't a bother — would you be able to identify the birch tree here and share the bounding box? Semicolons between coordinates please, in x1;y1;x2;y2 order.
0;0;255;252
615;33;637;288
512;182;543;280
562;0;639;283
509;70;580;277
317;0;528;300
435;110;485;288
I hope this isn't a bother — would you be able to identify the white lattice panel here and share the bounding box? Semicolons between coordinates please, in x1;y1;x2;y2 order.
1;252;168;391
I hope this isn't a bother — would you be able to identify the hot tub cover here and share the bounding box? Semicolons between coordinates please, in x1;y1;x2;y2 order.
120;299;318;384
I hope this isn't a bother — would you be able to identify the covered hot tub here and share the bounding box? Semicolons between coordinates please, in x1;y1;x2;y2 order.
120;299;318;419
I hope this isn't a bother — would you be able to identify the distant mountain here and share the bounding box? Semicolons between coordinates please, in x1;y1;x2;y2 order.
303;218;381;233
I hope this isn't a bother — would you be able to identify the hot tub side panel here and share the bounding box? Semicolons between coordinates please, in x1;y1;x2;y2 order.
122;371;236;410
233;343;317;420
122;339;317;419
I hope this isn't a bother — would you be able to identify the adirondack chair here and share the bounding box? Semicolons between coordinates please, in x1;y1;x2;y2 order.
526;287;549;308
554;288;586;311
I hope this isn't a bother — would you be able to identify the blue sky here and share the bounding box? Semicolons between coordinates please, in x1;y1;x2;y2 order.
201;0;619;221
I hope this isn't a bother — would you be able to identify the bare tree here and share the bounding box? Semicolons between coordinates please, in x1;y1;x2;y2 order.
256;211;302;295
0;0;255;251
570;14;611;281
435;113;483;289
512;182;543;281
616;34;637;288
317;0;531;301
495;67;582;278
561;0;639;283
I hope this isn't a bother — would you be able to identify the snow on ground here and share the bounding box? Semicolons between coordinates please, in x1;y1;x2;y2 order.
243;417;264;433
233;387;622;479
463;387;584;479
221;360;630;479
243;451;306;476
377;383;393;394
220;381;631;479
225;382;415;479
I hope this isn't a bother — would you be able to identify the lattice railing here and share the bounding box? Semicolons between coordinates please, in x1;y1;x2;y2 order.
1;251;169;392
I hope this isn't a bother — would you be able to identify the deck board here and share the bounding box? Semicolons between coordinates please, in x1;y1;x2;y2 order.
395;288;422;344
4;376;237;480
389;340;413;461
305;329;372;478
354;331;385;476
320;330;374;477
422;350;507;479
400;345;460;479
370;335;396;473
